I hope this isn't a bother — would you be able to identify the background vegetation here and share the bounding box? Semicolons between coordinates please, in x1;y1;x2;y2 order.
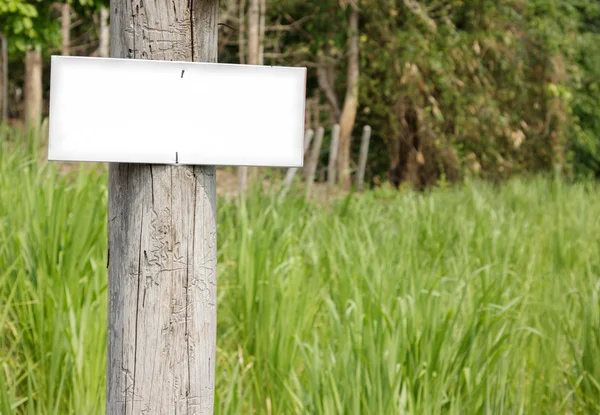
3;0;600;187
2;125;600;414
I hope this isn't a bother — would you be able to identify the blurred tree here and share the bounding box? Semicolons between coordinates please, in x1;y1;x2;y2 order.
0;0;108;124
568;0;600;178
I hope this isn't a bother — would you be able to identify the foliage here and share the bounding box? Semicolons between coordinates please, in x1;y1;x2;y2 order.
5;0;600;184
0;0;108;53
0;125;107;414
2;129;600;413
235;0;600;185
568;5;600;178
0;0;59;52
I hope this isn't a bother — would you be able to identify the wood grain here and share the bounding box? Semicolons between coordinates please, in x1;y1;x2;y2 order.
107;1;218;414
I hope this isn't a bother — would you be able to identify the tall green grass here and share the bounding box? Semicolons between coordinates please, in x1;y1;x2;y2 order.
0;125;107;414
1;126;600;413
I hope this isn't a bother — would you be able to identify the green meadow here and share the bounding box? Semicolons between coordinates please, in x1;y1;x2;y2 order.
1;127;600;414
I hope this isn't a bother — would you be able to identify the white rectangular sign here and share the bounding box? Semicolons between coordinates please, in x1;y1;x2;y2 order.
48;56;306;167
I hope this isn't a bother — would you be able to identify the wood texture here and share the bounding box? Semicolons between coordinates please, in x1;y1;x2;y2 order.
282;128;314;187
327;124;340;188
356;125;371;192
107;1;218;414
305;126;324;197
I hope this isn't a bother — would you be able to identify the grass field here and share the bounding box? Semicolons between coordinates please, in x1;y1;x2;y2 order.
1;126;600;414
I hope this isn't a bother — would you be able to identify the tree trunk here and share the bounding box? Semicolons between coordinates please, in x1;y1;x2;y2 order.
238;0;246;64
98;6;110;58
237;0;251;193
24;49;42;127
239;0;261;192
317;54;341;124
0;33;7;122
247;0;259;65
258;0;266;65
61;3;71;56
337;4;360;189
107;1;219;413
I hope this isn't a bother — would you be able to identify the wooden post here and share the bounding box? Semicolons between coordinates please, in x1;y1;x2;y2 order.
327;124;340;189
107;1;219;414
304;95;320;180
0;33;7;123
282;128;314;187
312;96;321;130
305;126;324;197
356;125;371;192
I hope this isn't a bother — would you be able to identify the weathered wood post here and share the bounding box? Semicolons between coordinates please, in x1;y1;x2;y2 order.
327;124;340;189
356;125;371;192
305;126;324;198
107;1;219;413
282;128;314;188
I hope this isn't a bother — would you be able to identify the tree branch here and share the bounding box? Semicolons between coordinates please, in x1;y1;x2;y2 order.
317;56;341;121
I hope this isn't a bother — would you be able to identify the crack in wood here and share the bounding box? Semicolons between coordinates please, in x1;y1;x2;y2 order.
189;0;195;61
131;206;144;414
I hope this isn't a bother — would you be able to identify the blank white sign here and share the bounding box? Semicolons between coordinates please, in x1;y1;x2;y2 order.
48;56;306;167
